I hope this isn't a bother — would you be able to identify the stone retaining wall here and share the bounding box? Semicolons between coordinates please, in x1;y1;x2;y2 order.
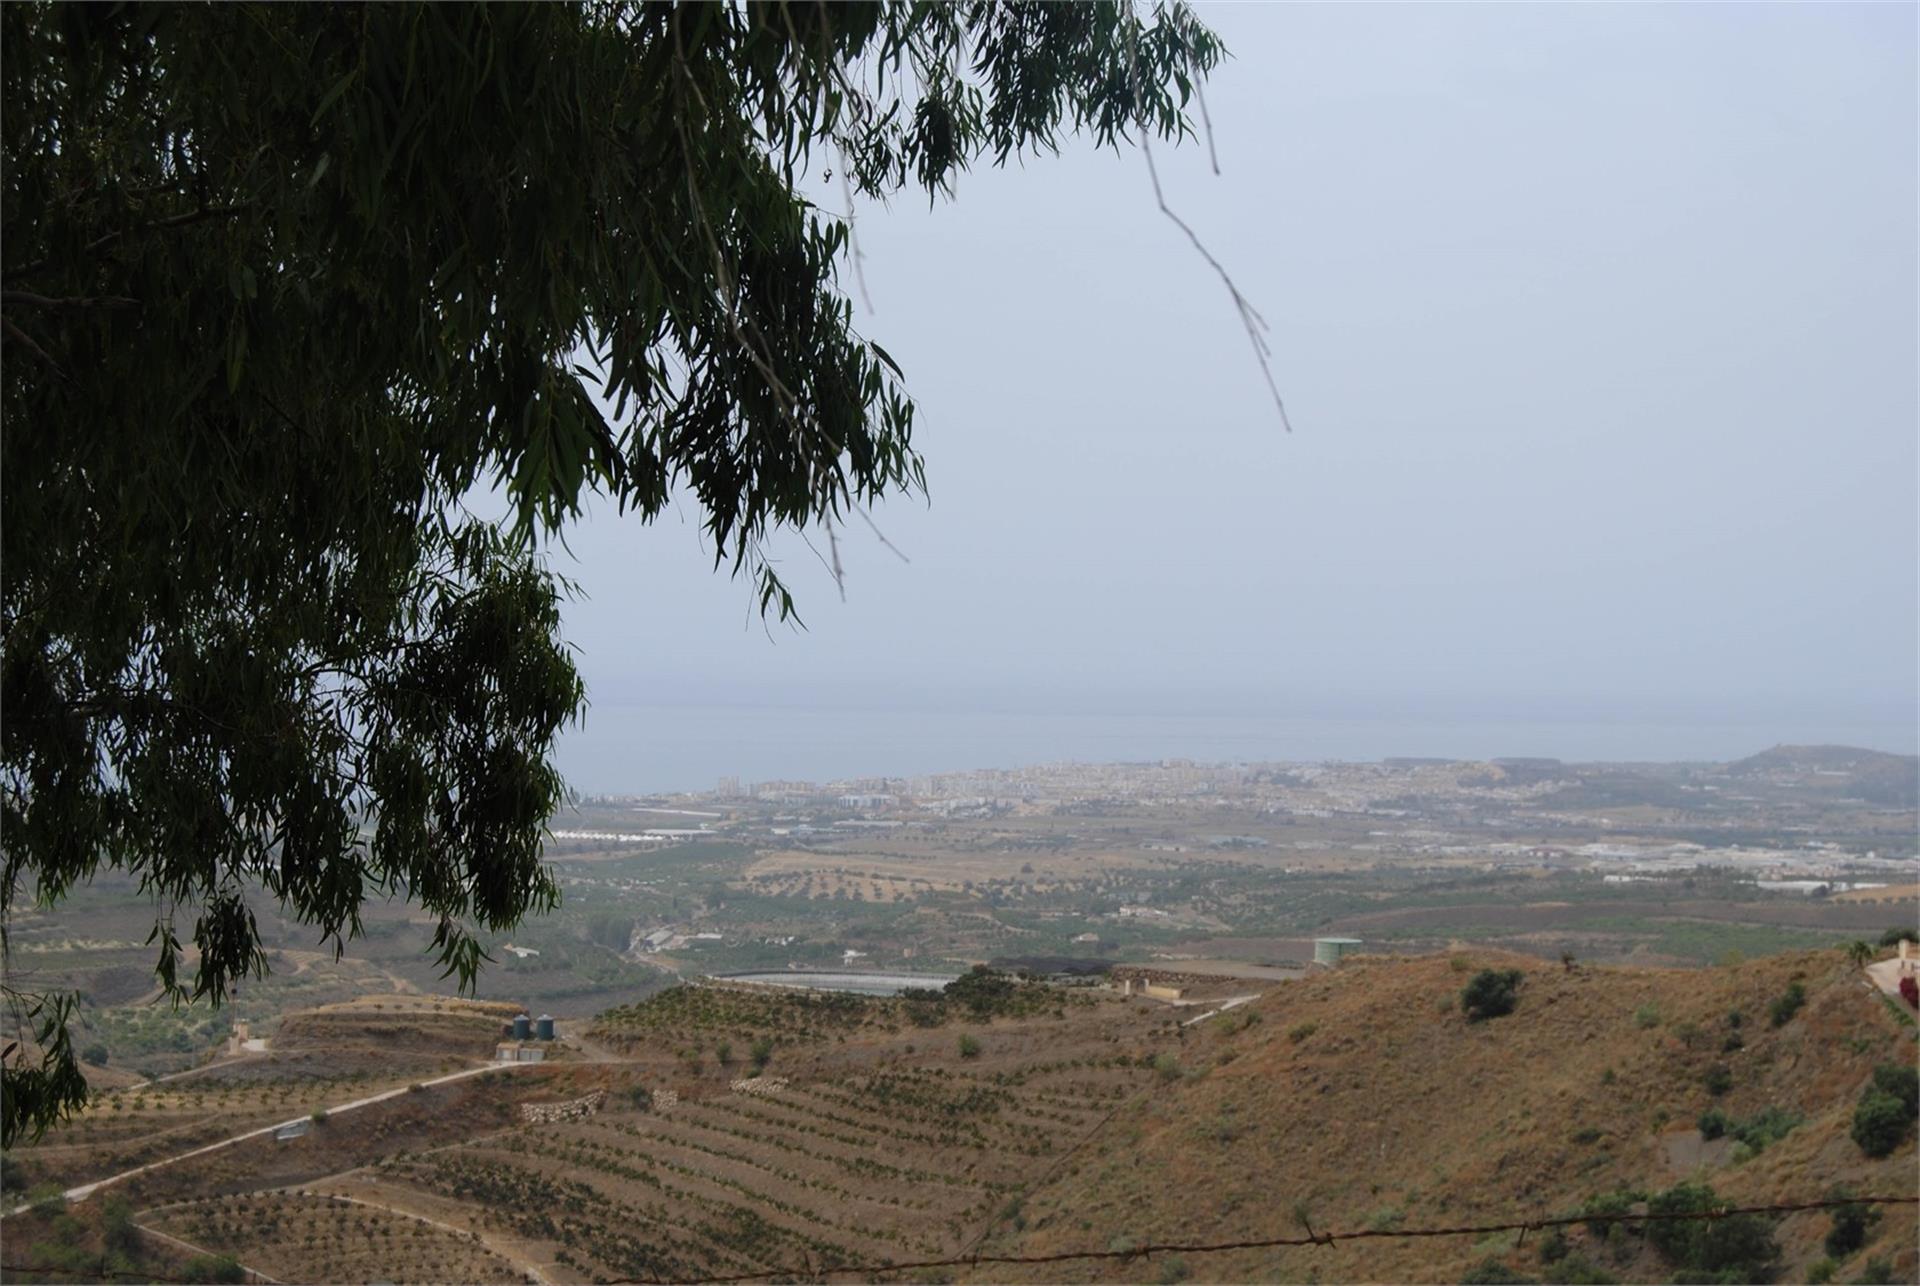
520;1088;605;1124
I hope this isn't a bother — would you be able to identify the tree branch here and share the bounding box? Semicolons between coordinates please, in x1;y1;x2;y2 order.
4;203;252;283
2;290;140;312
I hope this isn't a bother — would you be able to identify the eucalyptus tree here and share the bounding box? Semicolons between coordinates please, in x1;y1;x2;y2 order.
0;0;1223;1144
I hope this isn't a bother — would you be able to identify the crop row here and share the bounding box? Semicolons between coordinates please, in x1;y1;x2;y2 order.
148;1191;525;1286
501;1127;882;1247
384;1153;720;1281
607;1104;975;1200
722;1085;992;1151
591;985;887;1043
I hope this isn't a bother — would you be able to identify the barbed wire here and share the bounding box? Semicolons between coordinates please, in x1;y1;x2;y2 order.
3;1193;1911;1284
613;1194;1916;1285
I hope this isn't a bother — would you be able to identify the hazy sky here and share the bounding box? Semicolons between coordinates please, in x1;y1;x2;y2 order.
550;3;1917;792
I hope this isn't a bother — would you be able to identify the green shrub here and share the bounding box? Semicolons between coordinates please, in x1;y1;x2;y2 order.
1153;1052;1181;1081
750;1036;774;1071
1729;1106;1802;1153
1461;969;1523;1022
1852;1257;1896;1285
26;1181;64;1217
1697;1107;1729;1140
1768;981;1806;1028
0;1154;32;1197
957;1033;981;1059
309;1108;328;1124
1850;1091;1912;1157
1869;1062;1917;1109
1578;1190;1641;1238
80;1043;109;1067
1877;927;1918;948
1807;1258;1836;1284
181;1254;246;1284
1703;1064;1732;1097
1536;1229;1568;1264
1825;1200;1878;1259
945;965;1018;1017
101;1196;139;1259
1554;1256;1617;1285
625;1084;653;1111
1287;1021;1318;1044
1633;1005;1660;1029
1645;1181;1778;1280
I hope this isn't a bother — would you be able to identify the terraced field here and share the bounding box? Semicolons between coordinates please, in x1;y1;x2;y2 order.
10;999;516;1195
144;1190;530;1284
13;1078;398;1192
369;1053;1157;1281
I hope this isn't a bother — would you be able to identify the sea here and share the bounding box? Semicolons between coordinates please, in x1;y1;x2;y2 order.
553;693;1917;796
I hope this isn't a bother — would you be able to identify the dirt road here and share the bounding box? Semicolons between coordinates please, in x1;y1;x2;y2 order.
6;1059;531;1215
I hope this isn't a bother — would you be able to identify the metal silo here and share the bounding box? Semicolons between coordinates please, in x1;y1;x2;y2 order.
512;1013;531;1040
1313;937;1363;966
535;1014;555;1041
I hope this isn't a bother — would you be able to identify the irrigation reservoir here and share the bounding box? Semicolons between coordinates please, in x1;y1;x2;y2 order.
715;970;962;996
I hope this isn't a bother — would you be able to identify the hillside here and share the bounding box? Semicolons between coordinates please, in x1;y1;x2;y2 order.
984;950;1919;1284
6;956;1915;1285
1729;745;1913;776
1729;745;1920;807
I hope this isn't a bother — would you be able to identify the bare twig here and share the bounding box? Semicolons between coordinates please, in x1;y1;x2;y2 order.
1197;80;1220;176
1128;9;1290;430
2;290;140;312
823;517;846;601
2;317;68;380
1137;130;1289;430
853;507;909;564
796;528;842;585
839;161;875;314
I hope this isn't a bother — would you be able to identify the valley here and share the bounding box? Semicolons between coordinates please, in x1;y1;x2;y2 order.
4;947;1917;1284
4;746;1916;1283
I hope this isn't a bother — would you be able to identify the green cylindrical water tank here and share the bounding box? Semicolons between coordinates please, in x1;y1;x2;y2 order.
1314;937;1363;966
512;1013;531;1040
535;1014;555;1041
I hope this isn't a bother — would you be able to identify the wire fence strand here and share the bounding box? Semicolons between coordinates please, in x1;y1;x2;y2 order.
608;1195;1920;1285
3;1193;1912;1284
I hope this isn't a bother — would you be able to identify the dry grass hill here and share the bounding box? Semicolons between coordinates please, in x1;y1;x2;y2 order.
984;949;1919;1284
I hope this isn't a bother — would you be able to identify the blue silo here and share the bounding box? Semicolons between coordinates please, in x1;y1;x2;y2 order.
512;1012;531;1040
535;1014;555;1041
